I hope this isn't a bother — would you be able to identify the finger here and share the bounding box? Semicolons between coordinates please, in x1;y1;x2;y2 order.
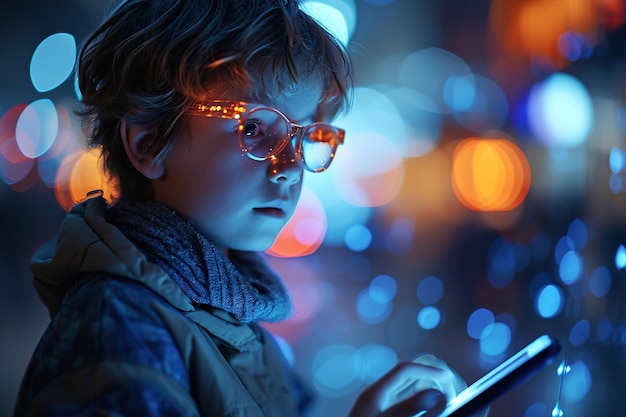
411;354;466;400
361;362;453;412
380;388;446;417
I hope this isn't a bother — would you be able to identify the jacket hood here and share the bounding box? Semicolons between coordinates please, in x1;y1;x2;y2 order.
31;196;193;318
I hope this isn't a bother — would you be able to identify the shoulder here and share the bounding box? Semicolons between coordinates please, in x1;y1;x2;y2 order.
33;275;191;386
15;275;197;416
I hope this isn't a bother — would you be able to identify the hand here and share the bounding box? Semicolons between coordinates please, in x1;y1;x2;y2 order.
348;361;448;417
348;355;469;417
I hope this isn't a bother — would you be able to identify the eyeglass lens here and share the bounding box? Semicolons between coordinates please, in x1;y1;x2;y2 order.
241;107;338;171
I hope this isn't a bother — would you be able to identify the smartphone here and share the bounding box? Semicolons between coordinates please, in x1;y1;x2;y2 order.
439;334;561;417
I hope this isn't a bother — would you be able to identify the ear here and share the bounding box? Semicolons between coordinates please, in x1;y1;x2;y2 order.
120;120;165;179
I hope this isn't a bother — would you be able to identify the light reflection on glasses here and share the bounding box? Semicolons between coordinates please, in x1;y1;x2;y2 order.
186;101;345;172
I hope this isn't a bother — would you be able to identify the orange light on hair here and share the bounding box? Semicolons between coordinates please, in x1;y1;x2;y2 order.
54;147;119;210
451;137;531;212
267;187;326;258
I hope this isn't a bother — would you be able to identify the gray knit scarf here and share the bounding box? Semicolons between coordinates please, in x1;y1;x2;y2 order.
105;198;291;323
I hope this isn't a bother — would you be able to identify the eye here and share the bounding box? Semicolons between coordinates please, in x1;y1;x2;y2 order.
243;118;263;138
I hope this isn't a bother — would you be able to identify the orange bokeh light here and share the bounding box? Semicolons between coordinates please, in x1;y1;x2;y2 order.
54;147;119;211
451;137;531;212
489;0;625;68
266;187;326;258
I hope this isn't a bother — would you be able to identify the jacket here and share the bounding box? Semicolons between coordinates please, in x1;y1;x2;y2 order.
14;197;306;416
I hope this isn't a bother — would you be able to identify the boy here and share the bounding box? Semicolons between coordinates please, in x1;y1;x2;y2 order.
15;0;472;416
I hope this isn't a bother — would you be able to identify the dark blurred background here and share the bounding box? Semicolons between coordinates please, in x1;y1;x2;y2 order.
2;0;625;416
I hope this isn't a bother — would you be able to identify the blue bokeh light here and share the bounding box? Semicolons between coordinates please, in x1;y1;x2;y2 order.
566;218;588;250
479;322;511;356
562;360;591;402
589;266;611;297
15;99;59;159
369;275;397;303
344;224;372;252
417;306;441;330
30;33;76;93
416;276;444;305
358;344;398;383
615;245;626;270
535;284;563;318
356;287;392;324
558;250;583;285
312;344;361;397
527;73;594;148
609;147;625;174
569;319;591;346
467;308;495;339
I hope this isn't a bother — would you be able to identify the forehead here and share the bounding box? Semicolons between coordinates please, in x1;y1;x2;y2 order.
267;86;322;122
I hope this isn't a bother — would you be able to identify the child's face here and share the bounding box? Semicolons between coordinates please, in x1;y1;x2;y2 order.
151;87;322;251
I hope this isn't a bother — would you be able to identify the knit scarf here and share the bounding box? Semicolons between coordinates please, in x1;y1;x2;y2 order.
105;198;291;323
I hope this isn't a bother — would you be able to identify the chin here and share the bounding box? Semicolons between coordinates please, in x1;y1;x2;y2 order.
234;235;279;253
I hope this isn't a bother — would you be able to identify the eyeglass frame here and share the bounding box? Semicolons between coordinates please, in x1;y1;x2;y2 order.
185;100;345;172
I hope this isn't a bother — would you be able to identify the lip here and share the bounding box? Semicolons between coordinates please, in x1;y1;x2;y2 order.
253;207;287;219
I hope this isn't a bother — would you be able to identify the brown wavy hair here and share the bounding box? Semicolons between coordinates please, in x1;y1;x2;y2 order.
76;0;352;199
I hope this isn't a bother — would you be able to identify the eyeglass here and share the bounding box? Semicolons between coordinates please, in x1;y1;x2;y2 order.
186;101;345;172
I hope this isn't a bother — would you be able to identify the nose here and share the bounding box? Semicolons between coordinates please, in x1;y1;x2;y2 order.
267;144;303;185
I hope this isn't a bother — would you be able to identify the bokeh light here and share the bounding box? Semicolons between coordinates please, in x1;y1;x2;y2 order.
3;2;626;416
268;186;327;257
300;0;356;46
562;360;592;402
527;73;594;148
453;75;510;134
333;131;404;207
30;33;76;93
312;344;362;397
16;99;59;159
416;276;444;305
344;224;372;252
417;306;441;330
467;308;495;339
480;322;511;357
451;137;532;212
53;147;119;210
398;47;473;114
535;284;564;318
